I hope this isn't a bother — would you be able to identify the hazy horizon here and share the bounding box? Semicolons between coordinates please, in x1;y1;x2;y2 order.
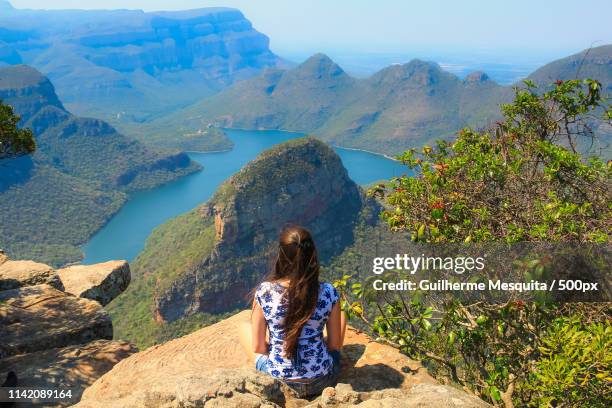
7;0;611;61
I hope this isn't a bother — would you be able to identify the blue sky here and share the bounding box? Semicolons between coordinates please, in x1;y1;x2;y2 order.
9;0;612;56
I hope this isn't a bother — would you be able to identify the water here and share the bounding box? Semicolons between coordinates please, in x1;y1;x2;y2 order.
82;129;407;264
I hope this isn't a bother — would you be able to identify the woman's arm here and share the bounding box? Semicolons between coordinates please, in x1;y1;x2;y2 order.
251;301;269;354
325;301;343;352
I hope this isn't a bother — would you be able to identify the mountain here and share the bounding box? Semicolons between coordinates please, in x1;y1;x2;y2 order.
0;2;285;143
108;137;380;347
528;45;612;151
146;46;612;156
528;45;612;91
0;65;199;266
146;54;513;155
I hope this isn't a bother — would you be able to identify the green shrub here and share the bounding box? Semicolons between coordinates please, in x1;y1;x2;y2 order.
528;316;611;407
343;79;612;407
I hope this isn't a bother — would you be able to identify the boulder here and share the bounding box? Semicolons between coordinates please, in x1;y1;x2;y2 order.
310;383;489;407
0;340;137;407
76;368;283;408
0;259;64;291
57;260;131;306
76;311;485;407
0;284;113;358
0;258;136;406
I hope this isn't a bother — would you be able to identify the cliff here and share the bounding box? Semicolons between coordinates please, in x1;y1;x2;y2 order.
0;251;137;406
0;2;284;144
0;65;200;266
108;137;379;347
75;310;489;407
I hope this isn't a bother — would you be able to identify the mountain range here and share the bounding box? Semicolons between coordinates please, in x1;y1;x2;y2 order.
0;65;199;266
144;45;612;155
0;0;285;139
1;1;609;155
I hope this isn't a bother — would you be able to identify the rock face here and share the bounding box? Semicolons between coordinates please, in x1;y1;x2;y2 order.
0;284;113;357
0;3;283;129
0;340;136;402
76;310;489;407
152;138;377;321
57;260;130;306
0;254;137;406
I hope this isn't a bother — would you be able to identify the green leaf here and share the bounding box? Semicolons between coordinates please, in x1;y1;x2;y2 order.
489;386;502;402
417;224;426;241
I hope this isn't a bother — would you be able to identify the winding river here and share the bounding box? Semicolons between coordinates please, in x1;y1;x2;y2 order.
82;129;407;264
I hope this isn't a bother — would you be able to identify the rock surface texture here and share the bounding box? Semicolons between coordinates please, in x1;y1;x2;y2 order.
0;254;137;406
76;310;490;407
57;260;131;306
0;259;64;291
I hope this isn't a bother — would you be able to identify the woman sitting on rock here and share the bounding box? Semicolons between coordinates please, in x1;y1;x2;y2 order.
239;225;347;398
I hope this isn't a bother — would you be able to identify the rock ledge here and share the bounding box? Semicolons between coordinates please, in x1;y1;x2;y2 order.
0;254;137;406
76;311;489;407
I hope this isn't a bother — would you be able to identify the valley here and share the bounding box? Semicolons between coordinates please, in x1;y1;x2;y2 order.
0;65;200;266
0;2;610;407
82;129;407;265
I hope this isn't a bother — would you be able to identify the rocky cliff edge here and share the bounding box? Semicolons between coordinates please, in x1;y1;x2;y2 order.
76;310;489;407
0;251;137;406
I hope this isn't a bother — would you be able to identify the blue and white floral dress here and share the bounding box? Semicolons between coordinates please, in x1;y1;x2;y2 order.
255;281;340;380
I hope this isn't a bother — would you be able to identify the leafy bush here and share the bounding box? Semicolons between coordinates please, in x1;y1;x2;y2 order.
340;79;611;407
0;100;35;159
371;79;610;244
529;316;611;407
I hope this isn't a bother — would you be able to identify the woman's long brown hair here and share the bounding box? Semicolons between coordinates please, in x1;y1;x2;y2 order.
266;225;320;360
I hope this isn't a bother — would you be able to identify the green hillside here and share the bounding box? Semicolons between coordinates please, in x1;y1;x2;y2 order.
528;45;612;91
0;159;126;266
108;207;225;348
121;120;234;153
144;54;512;155
0;65;200;265
144;46;612;156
